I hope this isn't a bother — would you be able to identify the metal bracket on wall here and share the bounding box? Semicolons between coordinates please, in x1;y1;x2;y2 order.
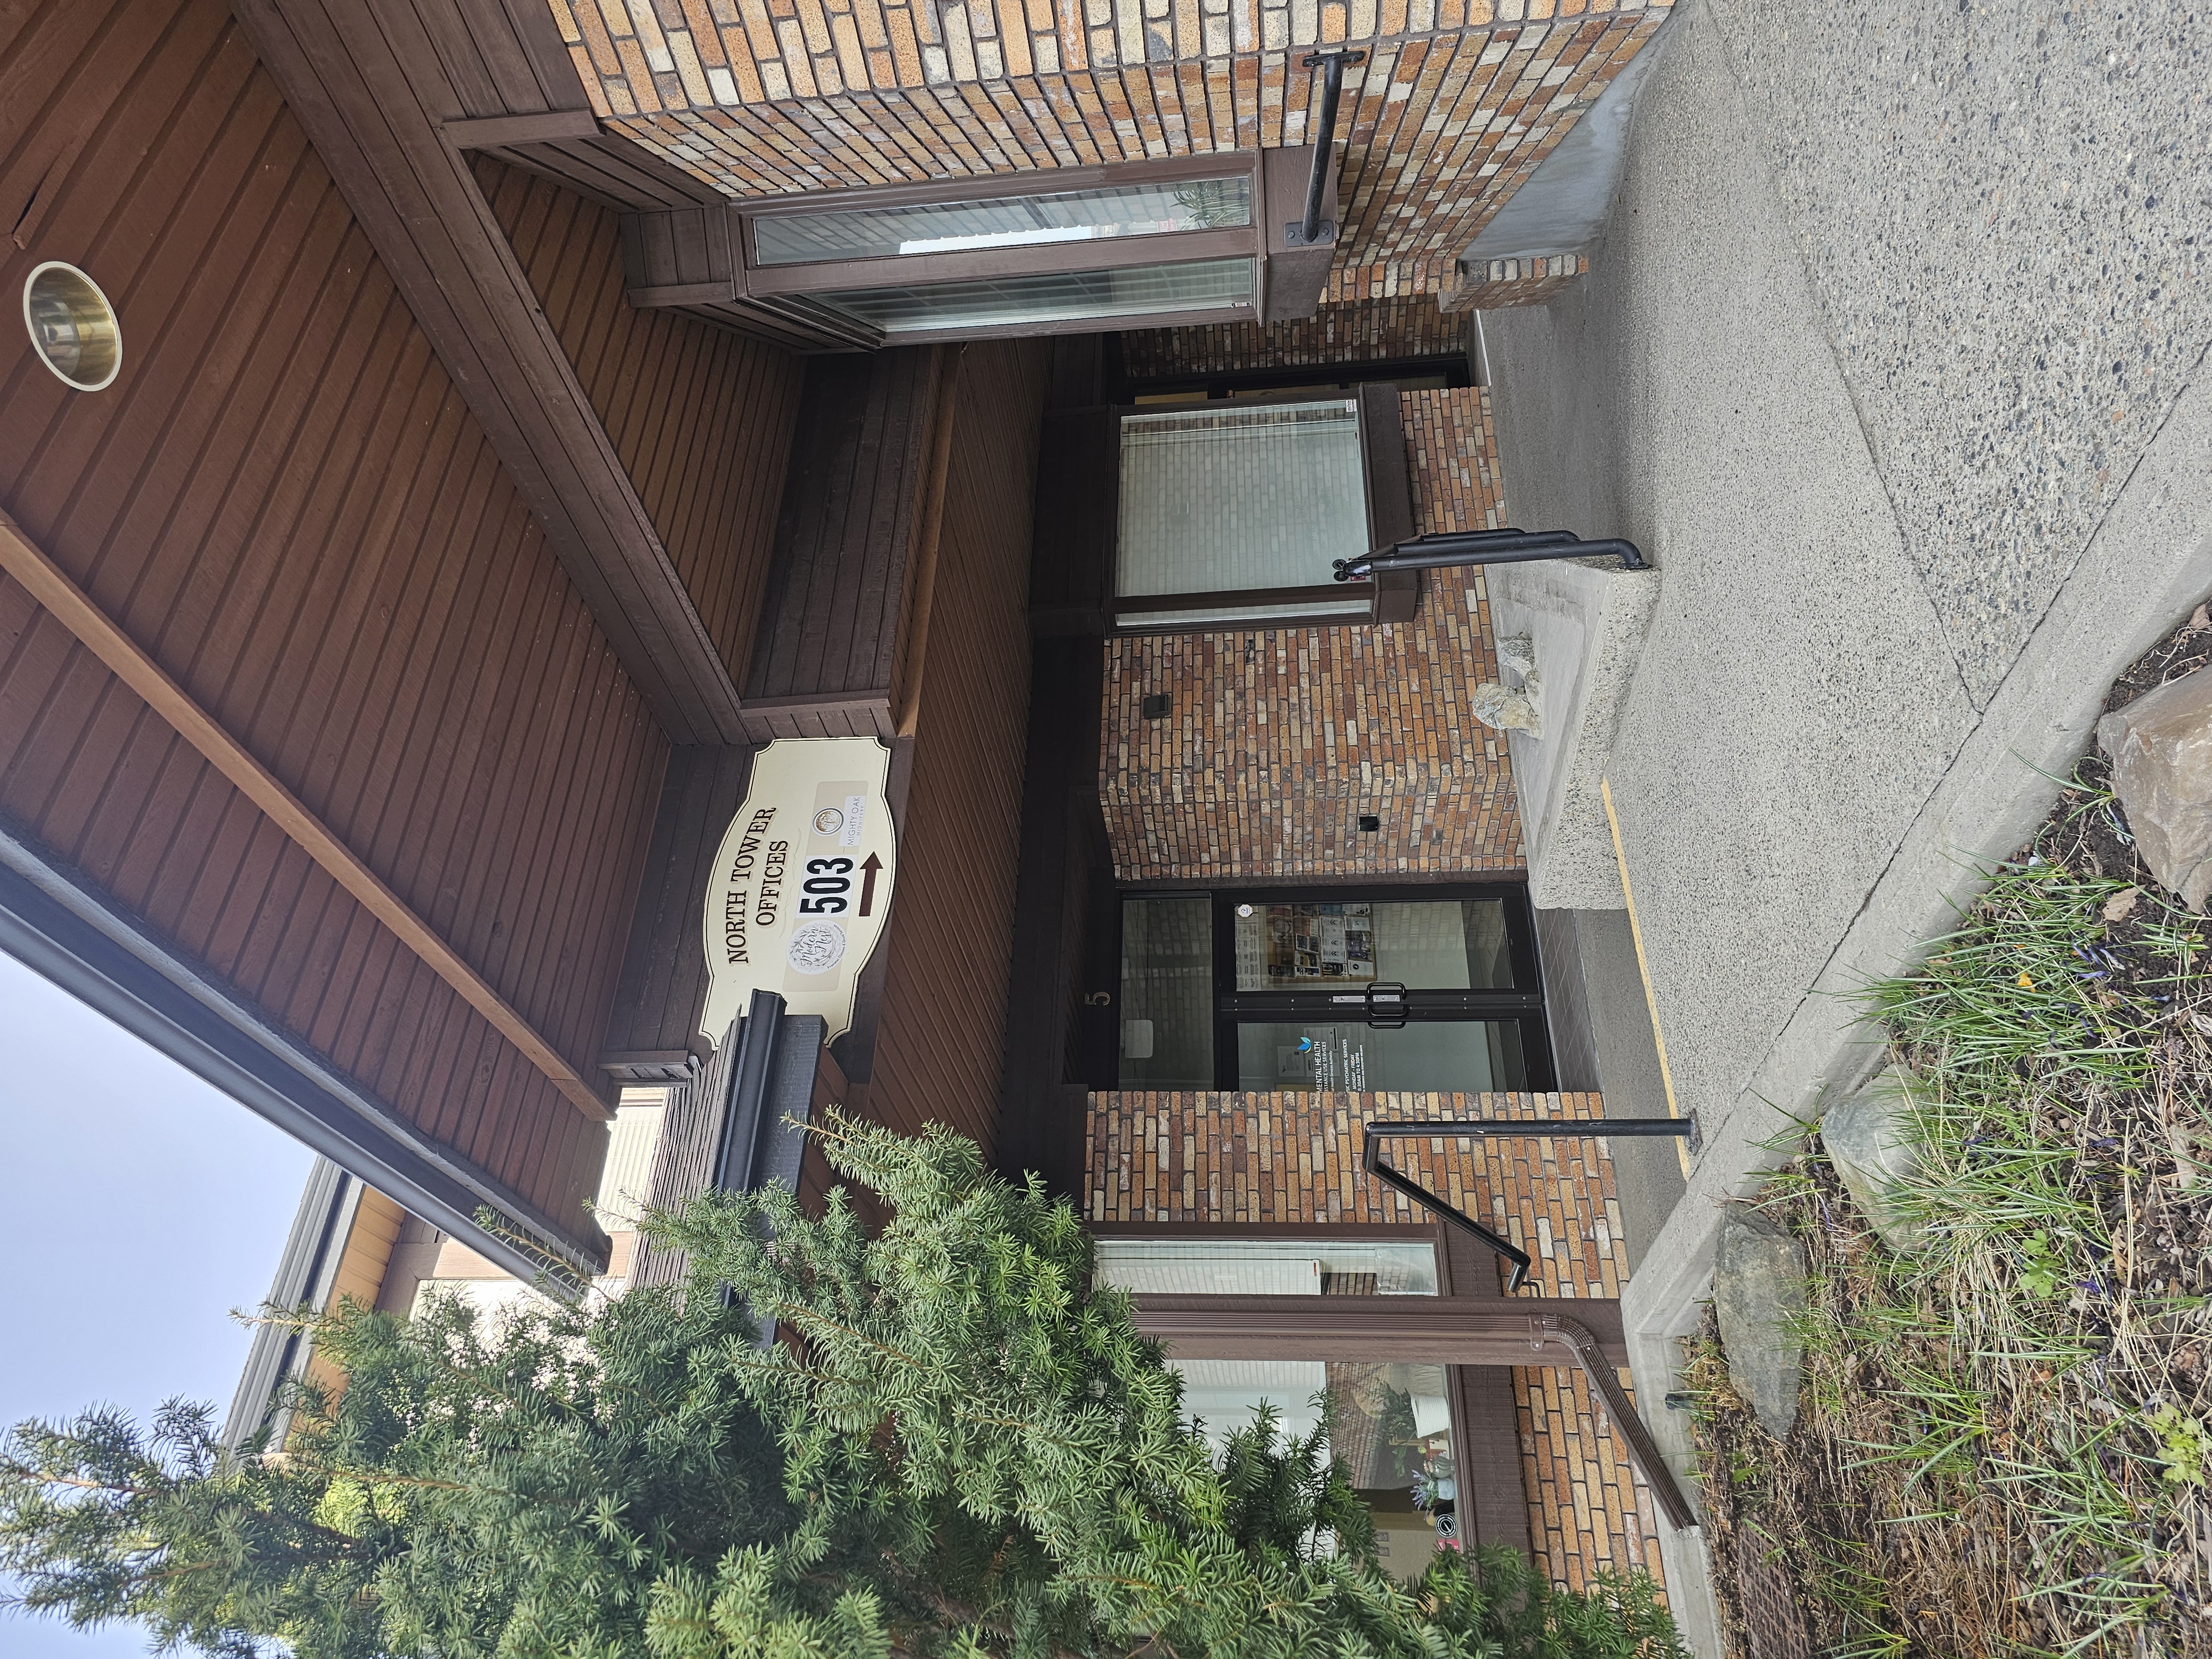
1359;1115;1703;1528
1361;1116;1694;1291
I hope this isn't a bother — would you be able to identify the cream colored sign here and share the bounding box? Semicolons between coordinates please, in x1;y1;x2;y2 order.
700;737;898;1047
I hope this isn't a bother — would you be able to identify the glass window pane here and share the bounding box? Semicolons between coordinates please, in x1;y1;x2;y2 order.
1117;400;1368;602
1234;1020;1527;1092
1118;898;1214;1088
1164;1358;1457;1573
1091;1239;1460;1573
1093;1236;1439;1296
1233;900;1520;990
754;176;1250;264
817;257;1254;335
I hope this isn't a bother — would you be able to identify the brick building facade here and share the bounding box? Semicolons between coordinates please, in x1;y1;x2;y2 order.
552;0;1665;302
1087;1087;1670;1592
1102;384;1519;883
1;0;1672;1626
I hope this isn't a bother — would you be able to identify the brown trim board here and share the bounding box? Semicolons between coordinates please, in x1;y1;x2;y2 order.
0;510;611;1124
1131;1293;1629;1367
230;0;748;744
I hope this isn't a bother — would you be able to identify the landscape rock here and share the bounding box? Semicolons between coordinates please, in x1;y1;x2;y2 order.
1822;1066;1929;1252
1712;1207;1808;1441
2099;665;2212;911
1469;633;1543;737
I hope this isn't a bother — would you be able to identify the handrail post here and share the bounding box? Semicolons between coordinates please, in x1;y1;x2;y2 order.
1288;50;1366;247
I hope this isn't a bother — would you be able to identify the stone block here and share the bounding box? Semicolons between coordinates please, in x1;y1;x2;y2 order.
1822;1065;1927;1253
1713;1206;1807;1441
2099;665;2212;911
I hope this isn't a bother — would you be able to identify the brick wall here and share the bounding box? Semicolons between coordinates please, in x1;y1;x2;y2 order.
1119;297;1463;380
1439;253;1591;313
1402;384;1506;535
552;3;1670;302
1087;1087;1668;1592
1100;384;1516;883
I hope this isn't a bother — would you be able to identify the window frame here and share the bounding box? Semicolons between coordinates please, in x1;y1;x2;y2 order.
730;153;1275;343
1083;1224;1517;1559
1103;382;1416;633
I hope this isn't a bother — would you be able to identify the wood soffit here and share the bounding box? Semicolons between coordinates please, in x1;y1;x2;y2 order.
229;0;748;745
0;509;612;1124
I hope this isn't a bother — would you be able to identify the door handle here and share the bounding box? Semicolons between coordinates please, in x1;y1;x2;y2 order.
1364;980;1407;1029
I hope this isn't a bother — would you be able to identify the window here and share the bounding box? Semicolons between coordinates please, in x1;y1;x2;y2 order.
1093;1234;1464;1572
1116;400;1372;628
728;153;1332;344
1117;886;1554;1092
1072;379;1414;633
753;176;1253;263
818;258;1255;337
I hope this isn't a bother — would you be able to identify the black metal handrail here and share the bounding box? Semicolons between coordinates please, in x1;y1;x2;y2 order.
1360;1114;1704;1530
1288;50;1366;247
1334;528;1650;578
1360;1116;1693;1291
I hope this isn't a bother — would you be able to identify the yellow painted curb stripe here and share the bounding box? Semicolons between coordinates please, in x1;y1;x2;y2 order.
1600;773;1691;1178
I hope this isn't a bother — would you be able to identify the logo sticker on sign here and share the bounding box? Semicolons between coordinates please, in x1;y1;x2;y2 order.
699;738;897;1047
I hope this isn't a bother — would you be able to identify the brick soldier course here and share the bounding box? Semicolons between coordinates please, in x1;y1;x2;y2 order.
1441;253;1592;311
1087;1088;1671;1593
1118;296;1467;380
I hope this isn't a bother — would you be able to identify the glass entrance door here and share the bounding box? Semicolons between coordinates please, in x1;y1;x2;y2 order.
1115;887;1553;1092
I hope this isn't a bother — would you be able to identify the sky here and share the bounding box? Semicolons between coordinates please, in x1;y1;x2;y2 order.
0;948;316;1659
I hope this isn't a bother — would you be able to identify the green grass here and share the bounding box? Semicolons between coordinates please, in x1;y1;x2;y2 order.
1686;806;2211;1658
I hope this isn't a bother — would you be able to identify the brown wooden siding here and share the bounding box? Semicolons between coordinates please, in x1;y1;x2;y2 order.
597;744;753;1076
861;341;1052;1155
480;160;806;692
740;348;944;739
0;0;665;1238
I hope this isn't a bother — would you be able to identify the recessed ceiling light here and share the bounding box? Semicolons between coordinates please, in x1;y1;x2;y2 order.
23;262;122;392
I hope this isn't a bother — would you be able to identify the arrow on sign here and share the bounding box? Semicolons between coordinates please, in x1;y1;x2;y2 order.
857;852;883;916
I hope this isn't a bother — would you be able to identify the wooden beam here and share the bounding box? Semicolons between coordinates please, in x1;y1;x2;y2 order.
894;346;961;737
231;0;749;745
0;510;612;1124
443;110;601;147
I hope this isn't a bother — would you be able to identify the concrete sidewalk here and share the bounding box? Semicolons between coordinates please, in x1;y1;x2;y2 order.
1481;1;2212;1646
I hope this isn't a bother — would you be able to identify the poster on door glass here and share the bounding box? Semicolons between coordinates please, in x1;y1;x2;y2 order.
1262;901;1375;983
1269;1026;1368;1090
